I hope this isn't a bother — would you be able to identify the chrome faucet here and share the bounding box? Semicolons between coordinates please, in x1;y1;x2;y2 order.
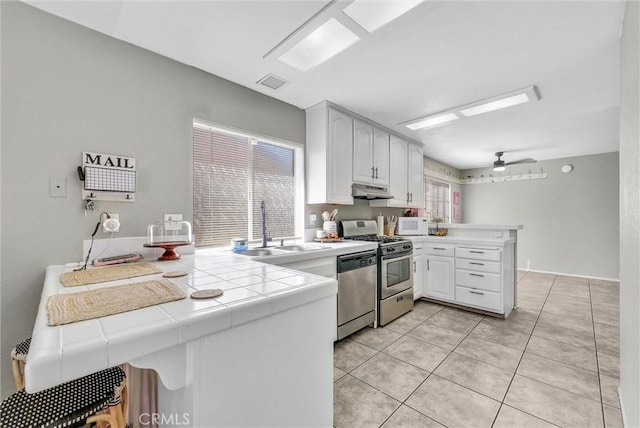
260;200;268;248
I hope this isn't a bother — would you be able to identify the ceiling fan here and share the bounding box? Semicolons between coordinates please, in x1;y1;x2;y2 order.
493;151;537;171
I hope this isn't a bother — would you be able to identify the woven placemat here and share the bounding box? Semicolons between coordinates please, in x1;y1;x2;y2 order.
60;263;163;287
47;279;186;326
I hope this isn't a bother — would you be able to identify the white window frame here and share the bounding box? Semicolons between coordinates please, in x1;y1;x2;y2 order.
424;177;451;223
193;119;305;247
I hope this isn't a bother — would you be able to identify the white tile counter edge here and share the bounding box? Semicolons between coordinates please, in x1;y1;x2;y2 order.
25;243;375;393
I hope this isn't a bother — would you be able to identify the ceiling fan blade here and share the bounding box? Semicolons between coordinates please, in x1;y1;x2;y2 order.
505;158;537;166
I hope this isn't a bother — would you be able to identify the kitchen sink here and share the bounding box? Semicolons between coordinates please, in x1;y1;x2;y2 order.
236;249;277;256
277;245;323;252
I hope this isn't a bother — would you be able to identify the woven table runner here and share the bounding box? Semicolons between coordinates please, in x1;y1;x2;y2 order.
47;279;186;326
60;263;163;287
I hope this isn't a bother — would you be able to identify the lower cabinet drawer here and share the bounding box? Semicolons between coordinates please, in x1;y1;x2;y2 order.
456;247;502;262
456;258;501;274
425;245;455;257
455;269;501;292
455;286;502;312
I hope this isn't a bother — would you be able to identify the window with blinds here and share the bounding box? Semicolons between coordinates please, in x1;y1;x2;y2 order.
193;120;304;247
424;178;450;222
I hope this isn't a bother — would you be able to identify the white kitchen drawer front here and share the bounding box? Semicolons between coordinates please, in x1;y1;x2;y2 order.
455;286;502;312
456;258;501;274
425;245;455;257
456;247;502;262
456;269;501;292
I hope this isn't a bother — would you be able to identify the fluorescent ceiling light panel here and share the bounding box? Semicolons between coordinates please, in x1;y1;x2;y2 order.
278;18;360;72
459;87;539;117
405;113;459;130
401;86;539;131
343;0;424;33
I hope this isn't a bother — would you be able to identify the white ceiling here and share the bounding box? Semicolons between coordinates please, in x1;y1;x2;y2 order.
24;0;626;170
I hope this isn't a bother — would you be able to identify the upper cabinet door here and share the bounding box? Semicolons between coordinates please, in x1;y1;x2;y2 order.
407;143;424;208
327;108;354;204
387;134;409;207
373;127;390;187
352;119;374;185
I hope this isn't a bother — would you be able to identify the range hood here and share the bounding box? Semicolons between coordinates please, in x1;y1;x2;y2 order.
352;184;394;200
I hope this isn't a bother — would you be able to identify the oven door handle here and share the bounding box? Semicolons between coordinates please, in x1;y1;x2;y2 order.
381;253;412;261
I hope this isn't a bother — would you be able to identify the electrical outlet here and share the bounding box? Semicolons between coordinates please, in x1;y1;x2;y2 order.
309;213;317;226
164;214;182;231
49;177;67;198
103;213;120;233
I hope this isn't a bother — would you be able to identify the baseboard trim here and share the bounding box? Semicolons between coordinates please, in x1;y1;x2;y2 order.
519;268;619;283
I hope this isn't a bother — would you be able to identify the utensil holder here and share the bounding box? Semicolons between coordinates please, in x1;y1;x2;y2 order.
323;221;338;238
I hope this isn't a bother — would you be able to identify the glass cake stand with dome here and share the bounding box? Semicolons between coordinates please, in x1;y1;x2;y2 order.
144;220;193;261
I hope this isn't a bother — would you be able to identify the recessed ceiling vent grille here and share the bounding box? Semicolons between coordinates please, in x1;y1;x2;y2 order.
257;74;288;90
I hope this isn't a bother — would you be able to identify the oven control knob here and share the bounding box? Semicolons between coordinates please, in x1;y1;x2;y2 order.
368;259;374;265
387;248;395;252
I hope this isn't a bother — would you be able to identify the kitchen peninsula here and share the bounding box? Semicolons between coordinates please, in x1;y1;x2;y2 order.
25;242;374;427
408;224;523;318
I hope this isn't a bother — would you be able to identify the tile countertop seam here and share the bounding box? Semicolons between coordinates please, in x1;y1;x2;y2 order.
24;243;384;393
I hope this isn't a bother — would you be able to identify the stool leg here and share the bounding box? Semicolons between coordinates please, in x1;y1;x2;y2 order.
88;413;118;428
121;384;129;426
11;359;25;390
109;403;125;428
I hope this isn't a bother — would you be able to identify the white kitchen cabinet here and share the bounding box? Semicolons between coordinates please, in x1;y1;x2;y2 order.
407;142;424;208
353;120;389;186
425;254;455;302
413;244;424;300
306;102;354;204
420;238;515;317
370;135;423;208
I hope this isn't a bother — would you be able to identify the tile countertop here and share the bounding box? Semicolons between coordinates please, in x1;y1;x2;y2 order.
406;235;516;247
25;241;376;393
436;223;523;230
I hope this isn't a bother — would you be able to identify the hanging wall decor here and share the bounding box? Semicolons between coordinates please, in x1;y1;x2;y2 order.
80;152;136;202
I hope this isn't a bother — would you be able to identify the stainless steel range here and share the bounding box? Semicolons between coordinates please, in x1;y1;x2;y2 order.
341;220;414;326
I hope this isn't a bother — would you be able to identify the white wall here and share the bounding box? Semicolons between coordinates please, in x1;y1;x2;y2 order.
618;0;639;425
0;2;305;398
462;153;619;279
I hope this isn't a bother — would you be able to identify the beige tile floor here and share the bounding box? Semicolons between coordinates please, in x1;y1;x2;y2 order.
333;271;622;428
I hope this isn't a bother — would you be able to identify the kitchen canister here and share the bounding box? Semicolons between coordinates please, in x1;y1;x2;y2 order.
230;237;248;252
323;221;338;239
377;214;384;236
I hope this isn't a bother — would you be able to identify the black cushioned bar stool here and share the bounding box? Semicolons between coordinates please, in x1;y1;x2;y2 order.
1;366;127;428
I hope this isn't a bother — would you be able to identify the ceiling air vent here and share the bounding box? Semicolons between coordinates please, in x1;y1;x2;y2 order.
257;74;288;90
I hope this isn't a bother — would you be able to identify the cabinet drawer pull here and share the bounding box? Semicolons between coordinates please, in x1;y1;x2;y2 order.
413;261;416;272
470;262;484;266
470;273;485;277
375;167;378;179
433;247;446;250
469;290;485;295
371;166;375;179
470;250;485;254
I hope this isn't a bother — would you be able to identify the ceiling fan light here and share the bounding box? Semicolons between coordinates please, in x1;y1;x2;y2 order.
493;164;506;172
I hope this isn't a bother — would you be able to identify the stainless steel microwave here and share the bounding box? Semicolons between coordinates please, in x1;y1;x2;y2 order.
396;217;429;235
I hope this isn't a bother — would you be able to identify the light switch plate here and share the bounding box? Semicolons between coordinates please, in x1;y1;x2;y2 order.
49;177;67;198
164;214;182;231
